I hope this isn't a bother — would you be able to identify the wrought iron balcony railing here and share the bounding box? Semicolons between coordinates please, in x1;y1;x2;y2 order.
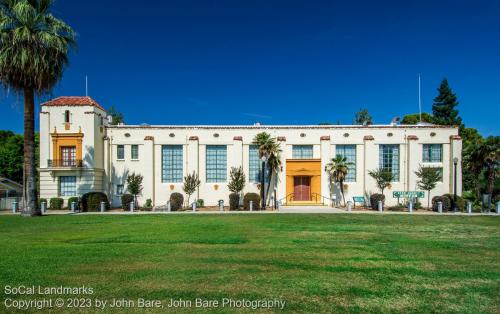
47;159;83;168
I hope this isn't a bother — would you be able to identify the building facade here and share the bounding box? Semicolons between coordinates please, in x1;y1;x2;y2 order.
39;97;463;208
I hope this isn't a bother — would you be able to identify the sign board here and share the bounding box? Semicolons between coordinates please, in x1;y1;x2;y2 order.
393;191;424;198
353;196;365;203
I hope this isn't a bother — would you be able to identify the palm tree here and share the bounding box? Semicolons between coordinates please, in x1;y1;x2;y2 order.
252;132;282;205
325;155;353;206
465;136;500;199
0;0;76;216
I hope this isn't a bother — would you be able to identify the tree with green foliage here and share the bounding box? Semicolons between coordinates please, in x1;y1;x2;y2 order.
432;78;463;131
368;168;394;195
415;166;442;209
461;127;484;192
252;132;282;206
126;172;143;208
0;0;76;216
107;105;124;125
183;171;201;207
325;155;354;206
465;136;500;199
353;108;373;125
228;166;245;194
401;112;433;125
0;130;23;182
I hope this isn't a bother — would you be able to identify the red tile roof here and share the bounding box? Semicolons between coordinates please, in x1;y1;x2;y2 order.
41;96;105;111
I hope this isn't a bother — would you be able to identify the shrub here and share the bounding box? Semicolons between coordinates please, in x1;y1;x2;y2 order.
170;192;184;211
443;193;465;211
49;197;64;210
38;198;47;209
229;193;240;210
81;192;110;212
196;199;204;207
67;197;79;210
414;200;422;209
243;193;261;211
121;194;134;210
144;198;152;209
369;193;385;210
432;196;451;212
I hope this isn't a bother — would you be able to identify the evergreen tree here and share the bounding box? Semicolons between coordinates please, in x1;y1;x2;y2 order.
108;106;124;125
353;108;373;125
432;79;463;130
401;112;433;125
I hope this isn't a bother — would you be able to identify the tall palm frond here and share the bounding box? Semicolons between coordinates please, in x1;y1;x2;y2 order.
325;155;353;206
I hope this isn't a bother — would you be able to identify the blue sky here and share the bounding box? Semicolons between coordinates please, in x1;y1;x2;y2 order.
1;0;499;135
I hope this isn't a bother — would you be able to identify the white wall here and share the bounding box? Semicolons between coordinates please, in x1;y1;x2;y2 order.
39;104;462;208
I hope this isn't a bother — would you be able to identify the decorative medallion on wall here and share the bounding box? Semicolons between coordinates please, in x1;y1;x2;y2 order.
387;132;393;137
343;133;349;137
430;132;436;137
300;133;306;137
125;133;131;137
169;184;175;190
169;133;175;138
214;184;219;190
213;133;219;138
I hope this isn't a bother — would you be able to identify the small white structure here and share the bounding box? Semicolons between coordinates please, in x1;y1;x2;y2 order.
0;177;23;210
38;96;463;208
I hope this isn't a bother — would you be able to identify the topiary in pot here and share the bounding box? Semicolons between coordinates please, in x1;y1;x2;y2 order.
196;199;204;207
49;197;64;210
229;193;240;210
170;192;184;211
369;194;385;210
432;195;451;211
38;198;47;209
243;193;261;211
121;194;134;210
67;197;79;210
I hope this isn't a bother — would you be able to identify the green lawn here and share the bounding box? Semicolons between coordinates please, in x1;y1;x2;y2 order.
1;214;499;313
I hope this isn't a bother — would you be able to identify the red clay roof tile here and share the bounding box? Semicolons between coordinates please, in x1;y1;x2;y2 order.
41;96;105;111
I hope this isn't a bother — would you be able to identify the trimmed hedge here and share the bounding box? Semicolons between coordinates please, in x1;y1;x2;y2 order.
49;197;64;210
432;195;451;211
121;194;134;210
443;193;465;211
170;192;184;211
229;193;240;210
81;192;110;212
243;193;261;211
369;194;385;210
67;197;79;210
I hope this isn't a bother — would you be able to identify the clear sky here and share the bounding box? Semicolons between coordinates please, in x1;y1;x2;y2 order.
1;0;499;135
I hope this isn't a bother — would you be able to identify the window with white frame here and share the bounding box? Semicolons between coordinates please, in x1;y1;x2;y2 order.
206;145;227;182
59;176;76;196
116;184;124;196
117;145;125;160
249;145;269;183
162;145;183;182
423;144;442;163
336;145;356;182
292;145;313;159
379;144;400;181
131;145;139;160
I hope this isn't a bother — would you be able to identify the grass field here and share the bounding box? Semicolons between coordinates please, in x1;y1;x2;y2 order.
1;214;499;313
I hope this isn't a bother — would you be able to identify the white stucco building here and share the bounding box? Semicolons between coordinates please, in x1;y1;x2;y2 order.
39;96;462;208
